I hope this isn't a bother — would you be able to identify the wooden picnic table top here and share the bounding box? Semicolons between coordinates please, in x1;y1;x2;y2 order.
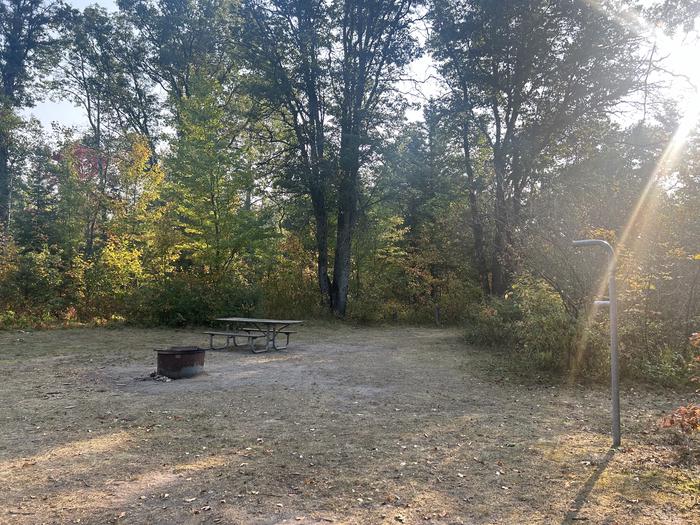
215;317;304;325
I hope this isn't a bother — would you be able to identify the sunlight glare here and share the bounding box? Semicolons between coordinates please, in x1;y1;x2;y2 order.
569;3;700;382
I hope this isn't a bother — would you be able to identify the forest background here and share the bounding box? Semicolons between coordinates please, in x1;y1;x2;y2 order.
1;0;699;386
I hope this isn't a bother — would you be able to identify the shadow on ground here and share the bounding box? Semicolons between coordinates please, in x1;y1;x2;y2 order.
0;325;697;524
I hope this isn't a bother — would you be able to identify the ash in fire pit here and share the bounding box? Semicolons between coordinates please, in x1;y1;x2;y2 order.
154;346;206;379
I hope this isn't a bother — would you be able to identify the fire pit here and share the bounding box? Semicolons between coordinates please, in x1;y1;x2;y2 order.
154;346;206;379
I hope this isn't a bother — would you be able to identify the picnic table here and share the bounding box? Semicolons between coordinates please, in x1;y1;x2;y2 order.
204;317;304;353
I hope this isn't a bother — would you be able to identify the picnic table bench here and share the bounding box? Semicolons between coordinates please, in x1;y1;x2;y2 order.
202;330;267;353
238;326;298;346
204;317;303;353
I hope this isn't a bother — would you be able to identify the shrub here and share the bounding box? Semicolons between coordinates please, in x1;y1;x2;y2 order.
130;273;262;327
510;276;577;372
259;236;322;320
81;238;144;318
466;275;591;375
436;274;483;324
622;344;693;386
661;404;700;434
660;333;700;435
465;274;698;384
464;297;521;347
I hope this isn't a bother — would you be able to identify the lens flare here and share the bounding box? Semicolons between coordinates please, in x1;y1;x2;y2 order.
569;2;700;381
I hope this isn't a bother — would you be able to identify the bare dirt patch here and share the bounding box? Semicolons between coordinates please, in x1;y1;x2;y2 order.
0;324;697;524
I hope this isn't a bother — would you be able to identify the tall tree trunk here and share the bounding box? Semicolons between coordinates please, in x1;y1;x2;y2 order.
492;152;509;296
310;185;332;307
330;166;357;317
461;122;490;296
291;0;333;308
0;103;15;238
85;212;97;258
330;117;360;317
509;155;525;262
0;130;10;237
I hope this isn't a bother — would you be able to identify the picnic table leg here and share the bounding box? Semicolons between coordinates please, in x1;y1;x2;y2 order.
271;324;290;350
281;332;291;349
250;322;270;352
247;322;266;353
251;332;267;353
208;334;230;351
228;322;243;349
265;324;272;352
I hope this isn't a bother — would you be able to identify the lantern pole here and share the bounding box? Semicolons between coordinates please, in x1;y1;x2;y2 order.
573;239;620;447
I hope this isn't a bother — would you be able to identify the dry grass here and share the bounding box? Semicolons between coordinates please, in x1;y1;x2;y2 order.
0;323;697;524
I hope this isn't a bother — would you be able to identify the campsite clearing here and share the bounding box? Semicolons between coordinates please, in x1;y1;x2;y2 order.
0;324;697;524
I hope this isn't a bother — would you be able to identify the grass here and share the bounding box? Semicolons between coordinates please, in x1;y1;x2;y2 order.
0;324;697;524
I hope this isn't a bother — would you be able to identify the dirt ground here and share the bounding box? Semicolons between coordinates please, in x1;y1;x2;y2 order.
0;324;697;525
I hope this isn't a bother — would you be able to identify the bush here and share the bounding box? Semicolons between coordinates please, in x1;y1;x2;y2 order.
0;244;79;325
466;276;585;375
77;239;144;318
660;334;700;434
465;274;698;384
464;299;521;348
259;236;323;320
130;273;262;327
436;274;483;324
622;344;693;386
510;276;577;372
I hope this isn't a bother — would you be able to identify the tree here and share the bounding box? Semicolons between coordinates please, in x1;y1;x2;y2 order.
330;0;418;315
242;0;335;307
165;72;273;278
54;7;122;257
242;0;419;316
11;119;60;252
56;6;161;156
117;0;239;118
0;0;62;234
430;0;647;294
652;0;700;32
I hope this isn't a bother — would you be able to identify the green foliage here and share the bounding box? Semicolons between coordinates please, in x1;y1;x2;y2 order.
13;249;64;309
623;344;694;386
260;236;322;320
466;276;583;375
0;0;65;107
510;276;578;371
0;241;85;324
465;274;697;384
130;273;262;327
465;299;521;348
80;237;144;317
